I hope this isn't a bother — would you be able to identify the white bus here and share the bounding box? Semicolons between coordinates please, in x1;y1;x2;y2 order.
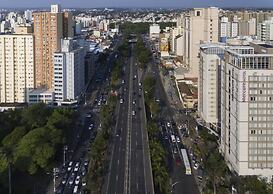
170;135;176;143
181;149;191;175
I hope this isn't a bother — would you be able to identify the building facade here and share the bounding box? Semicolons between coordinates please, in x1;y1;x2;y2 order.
220;44;273;178
53;38;85;102
33;4;74;89
0;34;34;103
182;7;219;78
257;17;273;43
198;43;226;131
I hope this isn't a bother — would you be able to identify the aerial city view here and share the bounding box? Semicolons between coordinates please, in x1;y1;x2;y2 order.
0;0;273;194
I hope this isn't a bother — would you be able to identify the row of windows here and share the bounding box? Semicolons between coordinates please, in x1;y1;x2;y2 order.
249;162;273;168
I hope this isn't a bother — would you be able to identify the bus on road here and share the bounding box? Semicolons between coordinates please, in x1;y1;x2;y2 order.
181;149;191;175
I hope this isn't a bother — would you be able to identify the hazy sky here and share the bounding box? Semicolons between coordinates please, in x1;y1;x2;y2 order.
1;0;273;8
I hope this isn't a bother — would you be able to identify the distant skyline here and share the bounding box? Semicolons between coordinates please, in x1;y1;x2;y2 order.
1;0;273;9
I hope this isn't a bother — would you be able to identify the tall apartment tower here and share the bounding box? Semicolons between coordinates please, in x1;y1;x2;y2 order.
33;4;74;89
53;38;85;102
220;44;273;178
198;43;226;131
0;28;34;103
257;17;273;43
182;7;219;78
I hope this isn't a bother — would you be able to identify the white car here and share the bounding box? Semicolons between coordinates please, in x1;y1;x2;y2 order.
88;124;93;130
120;99;123;104
122;80;125;84
194;163;199;170
75;176;80;185
167;122;171;127
74;162;80;172
68;161;73;171
82;180;87;186
176;137;181;143
132;111;136;116
85;114;91;118
84;160;89;166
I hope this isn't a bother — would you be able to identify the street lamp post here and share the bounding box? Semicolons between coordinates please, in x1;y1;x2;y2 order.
63;145;68;167
53;168;59;193
171;181;181;193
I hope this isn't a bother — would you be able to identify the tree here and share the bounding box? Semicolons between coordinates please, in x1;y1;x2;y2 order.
149;100;160;118
203;150;227;194
15;126;62;174
21;103;52;129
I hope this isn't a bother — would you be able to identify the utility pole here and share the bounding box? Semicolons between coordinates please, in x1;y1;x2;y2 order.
53;168;59;193
63;145;68;167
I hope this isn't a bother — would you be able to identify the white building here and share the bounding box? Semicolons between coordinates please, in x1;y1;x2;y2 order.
220;17;230;40
257;17;273;42
231;22;239;38
182;7;219;78
53;38;85;103
24;10;32;21
28;88;54;105
51;4;61;13
0;33;34;103
198;43;226;131
149;24;160;40
175;35;184;57
220;44;273;178
170;27;180;53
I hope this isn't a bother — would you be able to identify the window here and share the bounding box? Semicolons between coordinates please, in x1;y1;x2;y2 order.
196;11;201;16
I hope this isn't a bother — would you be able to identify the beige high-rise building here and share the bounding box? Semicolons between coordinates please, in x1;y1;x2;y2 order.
33;4;74;89
182;7;219;78
0;34;34;103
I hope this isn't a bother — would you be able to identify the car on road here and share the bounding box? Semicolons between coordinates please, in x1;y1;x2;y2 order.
132;111;136;116
88;123;94;130
194;163;199;170
176;137;181;143
61;174;68;184
175;157;181;166
134;75;137;79
174;147;178;154
82;180;87;186
122;80;125;84
120;99;123;104
68;161;73;171
167;122;171;128
74;162;80;172
81;167;86;176
73;185;78;194
132;100;136;105
84;159;89;166
85;114;91;118
138;82;142;86
68;173;75;185
75;175;80;185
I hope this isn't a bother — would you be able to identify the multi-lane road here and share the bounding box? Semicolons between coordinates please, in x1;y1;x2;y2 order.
145;36;200;194
103;42;154;194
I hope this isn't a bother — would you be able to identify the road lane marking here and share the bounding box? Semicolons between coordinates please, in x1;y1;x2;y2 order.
116;175;119;181
118;159;120;165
